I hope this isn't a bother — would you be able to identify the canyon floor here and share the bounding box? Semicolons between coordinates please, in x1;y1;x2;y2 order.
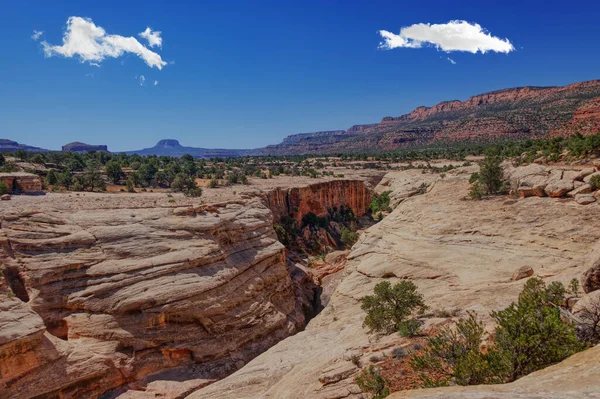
2;161;600;398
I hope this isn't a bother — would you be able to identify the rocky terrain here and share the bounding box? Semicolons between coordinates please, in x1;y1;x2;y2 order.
187;163;600;398
254;80;600;155
5;79;599;158
62;142;109;153
0;139;49;153
2;160;600;398
0;176;374;398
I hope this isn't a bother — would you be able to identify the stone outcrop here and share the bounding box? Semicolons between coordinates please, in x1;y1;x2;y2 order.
512;265;534;281
188;165;600;398
265;180;371;225
0;197;312;398
251;80;600;155
505;163;600;203
62;142;109;152
0;172;43;193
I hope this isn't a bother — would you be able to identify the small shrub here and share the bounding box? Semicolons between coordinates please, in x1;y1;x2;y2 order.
391;347;410;359
361;281;427;336
341;226;359;248
411;312;505;387
0;181;8;195
125;179;135;193
478;156;503;194
468;182;486;200
590;174;600;190
355;366;390;399
208;179;219;188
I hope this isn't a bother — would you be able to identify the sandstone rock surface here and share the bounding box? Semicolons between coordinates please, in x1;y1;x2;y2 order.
188;166;600;399
0;196;307;398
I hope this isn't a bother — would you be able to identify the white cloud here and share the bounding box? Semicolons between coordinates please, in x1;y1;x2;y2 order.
138;75;146;86
139;27;162;48
378;20;514;54
31;30;44;41
447;57;456;64
41;16;167;69
154;80;159;86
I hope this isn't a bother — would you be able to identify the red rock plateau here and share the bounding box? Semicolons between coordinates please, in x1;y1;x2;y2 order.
0;179;372;398
255;80;600;155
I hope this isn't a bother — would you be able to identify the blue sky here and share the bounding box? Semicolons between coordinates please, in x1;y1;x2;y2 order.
1;0;599;152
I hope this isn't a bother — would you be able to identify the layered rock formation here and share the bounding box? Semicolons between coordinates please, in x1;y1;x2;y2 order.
126;139;249;158
189;165;600;398
62;142;109;152
253;80;600;155
0;197;313;398
0;139;49;153
0;172;43;193
266;180;372;225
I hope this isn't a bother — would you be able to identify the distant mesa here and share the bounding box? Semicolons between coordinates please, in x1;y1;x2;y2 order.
126;139;249;158
0;139;49;153
62;142;109;153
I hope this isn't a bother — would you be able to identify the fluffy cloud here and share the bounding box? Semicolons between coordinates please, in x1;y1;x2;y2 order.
154;80;159;86
139;27;162;48
447;57;456;64
31;30;43;41
138;75;146;86
41;17;167;69
378;20;514;54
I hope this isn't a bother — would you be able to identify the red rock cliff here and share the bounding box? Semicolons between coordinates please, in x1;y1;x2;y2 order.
265;180;372;225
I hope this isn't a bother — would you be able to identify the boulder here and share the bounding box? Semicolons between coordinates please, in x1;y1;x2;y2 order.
572;290;600;314
567;184;592;197
1;194;10;200
507;164;550;198
576;168;596;181
582;264;600;293
512;266;534;281
575;194;596;205
544;179;574;198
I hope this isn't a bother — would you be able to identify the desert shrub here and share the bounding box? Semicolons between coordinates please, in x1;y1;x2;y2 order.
492;278;585;382
125;178;135;193
45;171;58;185
0;181;8;195
340;226;359;248
0;153;4;166
355;366;390;399
184;187;202;197
410;312;505;387
590;174;600;190
0;162;19;173
208;179;219;188
479;156;504;194
361;281;427;336
171;173;199;196
105;160;123;184
370;191;392;214
468;182;486;200
411;278;587;387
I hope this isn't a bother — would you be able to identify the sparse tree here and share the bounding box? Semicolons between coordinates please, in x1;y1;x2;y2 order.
105;160;123;184
361;281;427;336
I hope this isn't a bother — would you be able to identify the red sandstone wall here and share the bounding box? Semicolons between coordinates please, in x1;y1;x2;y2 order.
265;180;372;225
